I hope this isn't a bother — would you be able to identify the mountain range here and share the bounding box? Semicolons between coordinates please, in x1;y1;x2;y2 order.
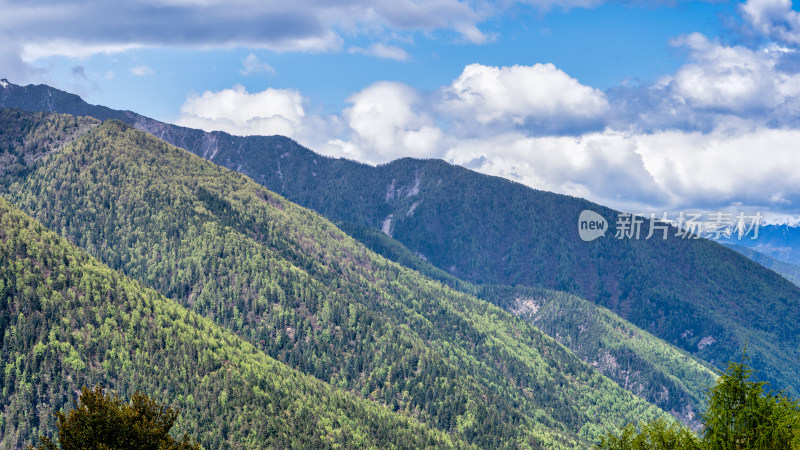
717;224;800;266
0;108;677;448
2;78;800;447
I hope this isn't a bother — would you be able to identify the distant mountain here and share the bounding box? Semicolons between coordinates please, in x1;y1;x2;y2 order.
3;79;800;400
716;224;800;265
0;195;463;449
0;110;672;448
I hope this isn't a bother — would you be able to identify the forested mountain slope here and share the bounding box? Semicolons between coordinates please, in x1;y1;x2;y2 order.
2;81;799;399
335;222;718;429
0;195;465;449
0;113;671;447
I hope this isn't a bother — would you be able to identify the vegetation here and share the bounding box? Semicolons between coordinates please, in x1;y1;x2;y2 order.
0;108;98;181
725;244;800;287
33;385;201;450
132;117;800;398
479;285;718;429
0;195;466;449
334;220;719;429
599;356;800;449
0;113;671;447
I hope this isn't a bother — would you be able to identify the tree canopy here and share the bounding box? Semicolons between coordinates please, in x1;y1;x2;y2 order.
33;385;201;450
599;354;800;449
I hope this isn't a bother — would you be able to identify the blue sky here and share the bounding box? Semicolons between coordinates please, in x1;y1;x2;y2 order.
4;0;800;219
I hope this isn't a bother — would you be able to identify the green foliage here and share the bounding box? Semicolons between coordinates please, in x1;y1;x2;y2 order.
33;385;201;450
702;355;800;449
598;419;700;450
0;195;465;449
0;114;670;448
726;244;800;288
0;108;98;183
479;285;718;429
600;356;800;450
333;222;719;430
134;115;800;399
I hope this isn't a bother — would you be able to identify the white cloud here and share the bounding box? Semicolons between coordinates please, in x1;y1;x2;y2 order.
440;63;609;132
1;0;485;62
445;127;800;214
452;23;495;44
348;43;409;61
663;33;800;113
340;81;443;163
257;29;344;54
175;85;306;138
239;53;276;75
741;0;800;45
21;41;141;62
130;65;154;76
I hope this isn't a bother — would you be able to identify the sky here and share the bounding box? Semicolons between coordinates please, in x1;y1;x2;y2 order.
4;0;800;220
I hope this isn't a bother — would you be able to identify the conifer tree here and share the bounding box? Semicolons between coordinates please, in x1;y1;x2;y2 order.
32;385;201;450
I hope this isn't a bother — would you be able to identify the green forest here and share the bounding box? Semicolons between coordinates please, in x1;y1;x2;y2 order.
336;218;719;429
0;195;462;448
600;356;800;449
0;110;675;448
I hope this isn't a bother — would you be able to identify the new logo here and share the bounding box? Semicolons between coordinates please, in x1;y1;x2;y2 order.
579;210;607;241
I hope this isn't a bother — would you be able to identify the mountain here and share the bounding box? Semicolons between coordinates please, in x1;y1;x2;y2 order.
0;109;673;448
0;195;464;449
716;224;800;266
3;80;798;403
338;219;718;429
724;243;800;287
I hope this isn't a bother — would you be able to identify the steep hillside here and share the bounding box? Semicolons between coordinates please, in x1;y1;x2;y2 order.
0;114;672;447
2;82;798;397
0;195;464;449
335;218;718;428
479;285;718;429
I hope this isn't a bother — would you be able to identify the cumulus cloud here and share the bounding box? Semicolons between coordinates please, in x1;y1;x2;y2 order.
175;85;306;138
440;63;609;134
741;0;800;45
445;128;800;214
665;33;800;113
240;53;276;75
606;34;800;132
338;81;443;163
348;43;409;61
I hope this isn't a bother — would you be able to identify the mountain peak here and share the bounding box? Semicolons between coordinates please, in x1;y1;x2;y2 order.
0;79;10;88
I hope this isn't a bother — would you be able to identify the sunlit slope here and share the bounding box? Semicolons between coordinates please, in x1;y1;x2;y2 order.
332;221;718;429
0;196;465;449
